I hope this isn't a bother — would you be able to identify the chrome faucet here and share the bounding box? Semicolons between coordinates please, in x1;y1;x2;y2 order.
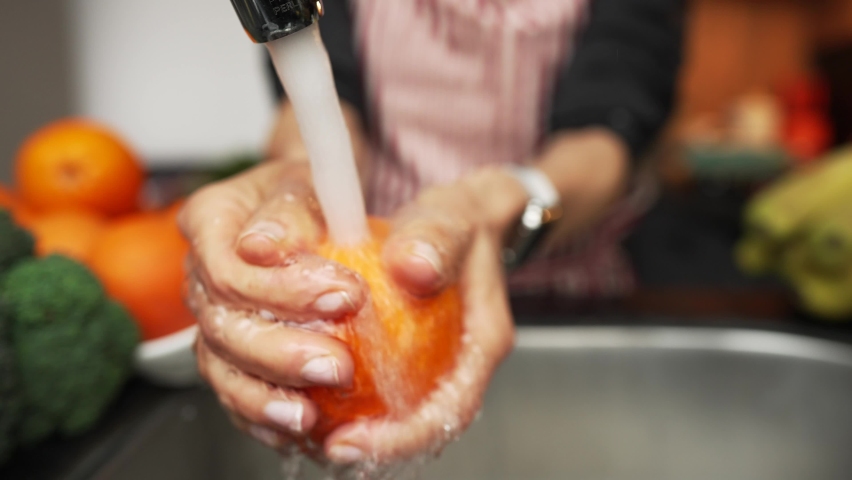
230;0;323;43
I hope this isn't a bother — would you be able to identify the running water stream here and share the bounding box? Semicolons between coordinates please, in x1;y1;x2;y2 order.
266;24;369;246
264;22;470;480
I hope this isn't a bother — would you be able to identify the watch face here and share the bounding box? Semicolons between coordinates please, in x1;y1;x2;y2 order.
503;200;559;271
521;203;547;229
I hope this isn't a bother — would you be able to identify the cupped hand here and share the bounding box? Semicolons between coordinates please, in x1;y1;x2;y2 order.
179;160;366;449
321;169;521;465
181;160;520;465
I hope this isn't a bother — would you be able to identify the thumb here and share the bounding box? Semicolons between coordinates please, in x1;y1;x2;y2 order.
237;176;324;267
382;206;473;297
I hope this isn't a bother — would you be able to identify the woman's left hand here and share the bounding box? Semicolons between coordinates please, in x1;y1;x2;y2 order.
321;168;526;464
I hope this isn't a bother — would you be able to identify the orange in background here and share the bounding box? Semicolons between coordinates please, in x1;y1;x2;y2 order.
15;118;145;217
305;218;463;444
27;210;107;263
88;212;196;341
0;186;15;209
0;185;37;227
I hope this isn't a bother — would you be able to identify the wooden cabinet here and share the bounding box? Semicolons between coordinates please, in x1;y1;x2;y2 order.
677;0;814;120
664;0;852;144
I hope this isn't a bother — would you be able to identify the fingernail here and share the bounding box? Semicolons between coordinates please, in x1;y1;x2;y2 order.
249;425;281;447
411;241;442;273
239;221;286;243
264;401;304;432
329;445;364;464
301;356;340;385
313;291;354;313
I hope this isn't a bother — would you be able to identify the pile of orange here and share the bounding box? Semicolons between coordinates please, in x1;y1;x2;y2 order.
7;121;464;441
2;118;195;341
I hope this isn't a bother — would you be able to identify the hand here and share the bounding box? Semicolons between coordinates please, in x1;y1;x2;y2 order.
318;125;629;462
321;169;520;465
181;95;374;453
181;162;517;465
180;160;366;450
534;128;630;252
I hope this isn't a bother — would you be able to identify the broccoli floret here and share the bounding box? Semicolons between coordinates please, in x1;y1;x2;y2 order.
3;255;103;328
2;255;139;446
0;306;22;464
0;209;34;273
0;208;30;463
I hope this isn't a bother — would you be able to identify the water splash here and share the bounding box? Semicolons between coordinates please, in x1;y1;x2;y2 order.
280;446;307;479
187;273;479;480
271;329;486;480
278;452;432;480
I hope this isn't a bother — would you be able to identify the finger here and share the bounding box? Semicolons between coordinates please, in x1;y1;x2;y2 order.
228;411;294;450
236;176;324;267
456;232;516;361
194;247;364;320
327;233;515;463
383;191;475;297
323;345;488;463
197;336;319;435
180;162;364;319
192;287;355;388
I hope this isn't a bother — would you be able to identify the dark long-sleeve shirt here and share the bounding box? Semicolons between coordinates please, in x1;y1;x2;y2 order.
270;0;683;159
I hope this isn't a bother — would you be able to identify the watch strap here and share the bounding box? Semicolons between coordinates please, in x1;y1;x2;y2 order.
507;166;560;209
502;166;562;271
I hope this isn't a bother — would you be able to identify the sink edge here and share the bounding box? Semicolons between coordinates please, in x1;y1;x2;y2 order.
515;326;852;367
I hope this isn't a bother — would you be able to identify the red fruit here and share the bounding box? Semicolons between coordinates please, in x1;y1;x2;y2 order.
784;110;833;163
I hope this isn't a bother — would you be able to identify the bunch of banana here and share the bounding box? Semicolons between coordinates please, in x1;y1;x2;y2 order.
736;146;852;319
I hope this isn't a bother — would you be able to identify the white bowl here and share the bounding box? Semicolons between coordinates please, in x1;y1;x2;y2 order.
134;325;202;388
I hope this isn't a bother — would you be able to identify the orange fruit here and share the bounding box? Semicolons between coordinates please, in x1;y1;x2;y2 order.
15;118;145;216
27;210;107;263
304;218;463;444
0;185;37;227
88;212;196;341
0;185;15;208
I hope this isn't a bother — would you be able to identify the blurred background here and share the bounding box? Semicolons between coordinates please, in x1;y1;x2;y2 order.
5;1;852;479
3;0;851;170
4;0;852;327
0;0;275;180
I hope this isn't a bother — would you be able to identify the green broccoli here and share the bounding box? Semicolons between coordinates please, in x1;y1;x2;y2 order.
1;255;139;446
0;306;22;464
0;209;34;273
0;208;31;462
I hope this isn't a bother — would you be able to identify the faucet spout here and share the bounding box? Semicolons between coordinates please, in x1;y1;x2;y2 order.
230;0;323;43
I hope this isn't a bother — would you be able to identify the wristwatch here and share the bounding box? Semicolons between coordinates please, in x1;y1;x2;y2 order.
502;166;562;271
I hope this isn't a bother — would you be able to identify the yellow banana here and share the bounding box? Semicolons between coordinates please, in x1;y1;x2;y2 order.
734;236;778;275
781;243;852;320
804;204;852;275
744;146;852;245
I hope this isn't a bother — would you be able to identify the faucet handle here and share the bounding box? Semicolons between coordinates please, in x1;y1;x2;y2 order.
230;0;323;43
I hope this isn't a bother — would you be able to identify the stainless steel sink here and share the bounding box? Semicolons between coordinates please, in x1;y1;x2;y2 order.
84;327;852;480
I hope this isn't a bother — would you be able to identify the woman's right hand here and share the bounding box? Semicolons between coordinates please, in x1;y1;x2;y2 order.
179;159;364;450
